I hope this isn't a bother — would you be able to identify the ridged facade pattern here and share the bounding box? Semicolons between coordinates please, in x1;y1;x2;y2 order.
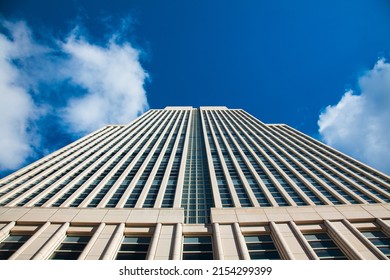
0;106;389;260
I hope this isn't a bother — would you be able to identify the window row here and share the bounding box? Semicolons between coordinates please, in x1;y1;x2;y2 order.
1;222;389;260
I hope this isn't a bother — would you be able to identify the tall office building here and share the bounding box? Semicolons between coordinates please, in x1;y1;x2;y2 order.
0;106;390;260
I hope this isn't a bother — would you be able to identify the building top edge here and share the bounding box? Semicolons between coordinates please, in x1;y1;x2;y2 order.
164;106;194;110
267;123;287;126
163;106;230;110
199;106;228;110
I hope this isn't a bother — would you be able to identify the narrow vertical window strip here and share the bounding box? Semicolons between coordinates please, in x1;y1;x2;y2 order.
182;109;214;224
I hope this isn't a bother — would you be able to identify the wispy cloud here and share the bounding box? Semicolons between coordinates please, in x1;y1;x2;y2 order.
61;31;149;133
318;58;390;174
0;21;39;170
0;19;149;172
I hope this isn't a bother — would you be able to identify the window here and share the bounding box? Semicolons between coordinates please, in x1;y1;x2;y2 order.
361;231;390;258
49;236;91;260
116;236;151;260
244;235;281;259
182;236;213;260
304;233;347;260
0;234;31;260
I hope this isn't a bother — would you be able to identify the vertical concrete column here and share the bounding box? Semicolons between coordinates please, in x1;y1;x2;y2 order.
0;221;16;241
101;223;125;260
78;223;106;260
288;221;319;260
32;222;70;260
342;219;387;260
377;218;390;236
212;223;224;260
269;221;295;260
200;109;222;208
9;222;51;260
233;222;250;260
324;220;363;260
174;111;192;208
147;223;162;260
171;223;182;260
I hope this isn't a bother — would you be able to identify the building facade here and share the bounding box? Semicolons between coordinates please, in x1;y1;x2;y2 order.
0;106;390;260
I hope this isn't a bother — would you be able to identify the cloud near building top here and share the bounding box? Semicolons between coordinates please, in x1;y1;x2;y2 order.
0;19;149;171
318;58;390;175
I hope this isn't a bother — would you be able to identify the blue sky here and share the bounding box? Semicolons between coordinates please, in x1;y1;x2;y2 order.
1;0;390;177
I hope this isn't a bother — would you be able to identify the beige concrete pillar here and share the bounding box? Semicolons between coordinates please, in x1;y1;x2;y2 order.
212;223;224;260
171;223;182;260
377;218;390;237
288;221;319;260
147;223;162;260
324;220;363;260
233;222;250;260
270;221;295;260
342;219;387;260
101;223;124;260
78;223;106;260
32;222;69;260
0;221;16;241
9;222;50;260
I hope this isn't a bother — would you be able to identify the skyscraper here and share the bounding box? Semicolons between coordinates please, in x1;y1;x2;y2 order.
0;106;389;260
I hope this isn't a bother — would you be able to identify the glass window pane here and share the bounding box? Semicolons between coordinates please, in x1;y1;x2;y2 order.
50;235;91;260
315;249;345;258
362;231;386;238
183;244;212;252
58;243;87;251
115;236;151;260
116;253;147;260
360;230;390;257
249;251;280;260
304;232;347;260
0;234;31;260
371;239;390;246
309;241;337;248
50;252;80;260
120;244;149;252
245;235;272;243
183;253;213;260
5;235;30;242
379;247;390;255
184;236;211;244
0;251;14;260
65;236;90;243
182;236;213;260
0;243;25;250
246;243;277;251
245;235;281;260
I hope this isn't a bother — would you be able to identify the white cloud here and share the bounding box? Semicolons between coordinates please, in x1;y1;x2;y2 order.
0;21;38;170
61;33;149;134
0;19;149;172
318;59;390;174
